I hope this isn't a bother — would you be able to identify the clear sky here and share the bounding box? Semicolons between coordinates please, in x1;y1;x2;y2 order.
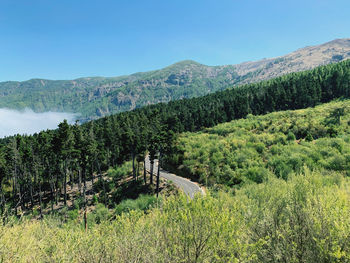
0;0;349;82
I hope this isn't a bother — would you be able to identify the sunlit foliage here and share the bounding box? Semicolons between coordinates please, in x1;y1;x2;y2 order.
166;100;350;186
0;170;349;262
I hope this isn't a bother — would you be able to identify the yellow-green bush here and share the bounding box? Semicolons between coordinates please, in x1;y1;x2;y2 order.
0;170;349;262
166;100;350;186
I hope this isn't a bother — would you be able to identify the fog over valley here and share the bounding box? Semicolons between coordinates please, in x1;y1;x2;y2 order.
0;108;78;138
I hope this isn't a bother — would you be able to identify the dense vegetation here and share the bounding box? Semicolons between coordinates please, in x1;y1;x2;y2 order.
165;100;350;186
0;59;350;262
0;59;350;218
0;170;349;262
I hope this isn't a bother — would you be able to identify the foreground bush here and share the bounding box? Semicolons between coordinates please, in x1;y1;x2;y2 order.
0;169;349;262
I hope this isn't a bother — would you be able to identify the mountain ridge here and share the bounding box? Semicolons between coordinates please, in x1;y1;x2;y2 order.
0;38;349;120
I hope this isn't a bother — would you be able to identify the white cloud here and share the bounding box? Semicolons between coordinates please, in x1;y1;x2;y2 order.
0;108;78;138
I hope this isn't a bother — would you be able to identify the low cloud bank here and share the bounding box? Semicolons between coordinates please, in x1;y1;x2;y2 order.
0;108;78;138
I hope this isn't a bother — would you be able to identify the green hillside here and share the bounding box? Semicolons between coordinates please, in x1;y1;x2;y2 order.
1;59;350;218
0;61;238;120
165;100;350;186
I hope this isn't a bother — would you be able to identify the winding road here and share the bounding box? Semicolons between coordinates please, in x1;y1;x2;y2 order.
145;157;204;198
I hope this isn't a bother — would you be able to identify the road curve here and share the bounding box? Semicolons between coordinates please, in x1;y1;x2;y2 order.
145;157;204;198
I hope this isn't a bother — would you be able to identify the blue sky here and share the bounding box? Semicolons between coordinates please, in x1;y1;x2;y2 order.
0;0;349;81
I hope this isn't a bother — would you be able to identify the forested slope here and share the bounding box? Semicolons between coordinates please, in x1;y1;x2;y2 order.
165;100;350;186
0;59;350;217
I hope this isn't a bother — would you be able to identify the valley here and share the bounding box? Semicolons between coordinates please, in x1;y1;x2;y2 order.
2;1;350;261
0;40;350;262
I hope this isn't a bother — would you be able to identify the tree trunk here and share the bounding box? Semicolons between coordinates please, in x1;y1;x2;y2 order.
143;159;147;185
91;164;94;186
107;149;111;167
132;152;136;180
111;153;115;167
83;167;87;189
64;163;67;206
97;161;102;182
96;161;106;204
50;181;54;212
1;187;7;225
55;174;59;206
22;184;26;211
18;184;23;216
13;169;17;216
156;153;162;198
83;171;87;231
78;168;82;195
30;180;34;209
39;182;43;219
69;168;74;190
0;185;4;216
150;159;154;185
84;205;87;231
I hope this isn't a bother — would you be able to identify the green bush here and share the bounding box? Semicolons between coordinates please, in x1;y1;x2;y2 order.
115;194;157;215
287;131;296;141
67;209;79;221
107;161;133;181
305;132;314;142
244;167;269;183
88;203;110;224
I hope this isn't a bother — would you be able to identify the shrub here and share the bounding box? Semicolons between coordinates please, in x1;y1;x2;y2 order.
244;167;269;183
115;194;157;215
287;131;296;141
254;143;265;153
88;203;110;224
305;132;314;142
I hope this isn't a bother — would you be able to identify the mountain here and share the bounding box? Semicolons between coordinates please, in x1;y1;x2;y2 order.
233;38;350;83
1;38;350;120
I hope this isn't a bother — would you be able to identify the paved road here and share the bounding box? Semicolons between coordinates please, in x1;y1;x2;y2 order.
145;157;204;198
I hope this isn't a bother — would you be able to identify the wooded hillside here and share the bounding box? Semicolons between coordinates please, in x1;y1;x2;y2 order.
0;59;350;216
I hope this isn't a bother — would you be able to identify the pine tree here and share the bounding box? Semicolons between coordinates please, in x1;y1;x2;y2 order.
57;120;74;206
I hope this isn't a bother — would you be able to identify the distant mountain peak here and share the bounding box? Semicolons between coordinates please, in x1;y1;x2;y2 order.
1;38;350;120
172;60;201;65
165;60;203;70
323;38;350;45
